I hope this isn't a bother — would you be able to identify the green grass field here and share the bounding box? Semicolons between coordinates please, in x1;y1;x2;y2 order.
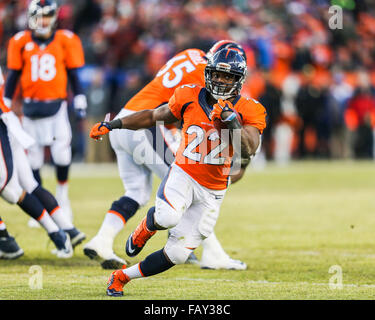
1;160;375;300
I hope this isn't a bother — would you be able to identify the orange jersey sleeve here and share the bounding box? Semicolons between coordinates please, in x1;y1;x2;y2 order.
168;85;189;120
7;31;30;70
57;30;85;69
236;97;267;134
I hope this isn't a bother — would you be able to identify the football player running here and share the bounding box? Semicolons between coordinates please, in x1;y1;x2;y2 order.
91;49;267;296
85;40;251;270
3;0;87;224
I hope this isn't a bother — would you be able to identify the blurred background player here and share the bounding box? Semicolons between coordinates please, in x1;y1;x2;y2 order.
84;40;250;270
0;216;24;260
3;0;87;224
0;67;74;258
90;49;266;297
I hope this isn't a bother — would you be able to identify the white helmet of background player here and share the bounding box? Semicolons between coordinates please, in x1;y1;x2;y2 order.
28;0;58;36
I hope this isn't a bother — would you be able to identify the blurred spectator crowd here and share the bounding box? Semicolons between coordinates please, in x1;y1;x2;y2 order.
1;0;375;164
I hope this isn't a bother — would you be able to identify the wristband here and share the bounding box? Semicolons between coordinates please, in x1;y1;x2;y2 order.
108;118;122;130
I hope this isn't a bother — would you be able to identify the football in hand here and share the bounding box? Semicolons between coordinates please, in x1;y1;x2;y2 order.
213;109;243;134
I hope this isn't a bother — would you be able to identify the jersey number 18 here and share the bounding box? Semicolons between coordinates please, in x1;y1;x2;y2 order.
30;54;56;82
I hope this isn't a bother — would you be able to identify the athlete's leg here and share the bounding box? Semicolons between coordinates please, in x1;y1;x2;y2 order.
125;164;194;257
21;115;48;228
1;169;73;258
84;124;156;268
0;216;24;260
50;103;73;223
11;133;85;246
84;150;151;268
107;167;224;297
21;116;45;173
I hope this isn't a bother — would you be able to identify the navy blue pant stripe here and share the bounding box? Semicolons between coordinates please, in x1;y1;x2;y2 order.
0;120;13;193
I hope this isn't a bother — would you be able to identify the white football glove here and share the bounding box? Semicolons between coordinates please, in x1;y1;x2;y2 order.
74;94;87;119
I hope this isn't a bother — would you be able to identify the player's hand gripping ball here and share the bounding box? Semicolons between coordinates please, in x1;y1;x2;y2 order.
210;99;242;133
90;122;111;140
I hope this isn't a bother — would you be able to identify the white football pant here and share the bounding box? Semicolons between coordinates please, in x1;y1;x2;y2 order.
157;164;226;265
22;101;72;169
109;108;175;206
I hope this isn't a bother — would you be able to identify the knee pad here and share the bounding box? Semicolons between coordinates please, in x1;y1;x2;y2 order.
51;144;71;166
1;177;23;204
16;163;38;193
164;240;192;265
154;197;182;229
27;145;44;170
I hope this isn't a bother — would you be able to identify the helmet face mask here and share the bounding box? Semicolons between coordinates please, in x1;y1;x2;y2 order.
205;49;247;101
28;0;58;37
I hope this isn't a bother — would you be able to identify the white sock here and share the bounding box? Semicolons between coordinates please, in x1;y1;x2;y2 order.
97;212;125;242
122;263;144;280
201;232;228;258
38;210;59;234
56;183;73;223
50;207;74;230
56;183;69;202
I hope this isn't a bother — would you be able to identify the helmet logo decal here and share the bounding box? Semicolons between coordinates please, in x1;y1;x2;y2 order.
216;63;231;71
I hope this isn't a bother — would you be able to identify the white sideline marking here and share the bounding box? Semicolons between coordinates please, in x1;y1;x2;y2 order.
151;277;375;289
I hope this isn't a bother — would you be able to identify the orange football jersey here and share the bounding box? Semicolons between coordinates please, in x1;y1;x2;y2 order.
7;29;84;101
125;49;207;111
169;84;267;190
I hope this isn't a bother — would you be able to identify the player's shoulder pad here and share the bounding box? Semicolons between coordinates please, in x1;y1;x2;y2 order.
237;96;267;113
56;29;78;40
12;30;31;42
175;83;203;95
243;96;263;107
186;49;207;65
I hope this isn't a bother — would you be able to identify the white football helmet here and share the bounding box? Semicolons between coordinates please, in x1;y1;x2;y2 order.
28;0;58;36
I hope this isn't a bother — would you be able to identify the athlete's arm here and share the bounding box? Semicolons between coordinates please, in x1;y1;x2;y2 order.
120;105;178;130
67;68;84;95
211;100;260;159
67;68;87;119
242;125;260;158
3;69;21;107
230;167;245;184
90;105;178;139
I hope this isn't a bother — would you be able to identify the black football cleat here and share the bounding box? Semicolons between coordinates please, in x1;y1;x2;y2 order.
0;236;24;259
